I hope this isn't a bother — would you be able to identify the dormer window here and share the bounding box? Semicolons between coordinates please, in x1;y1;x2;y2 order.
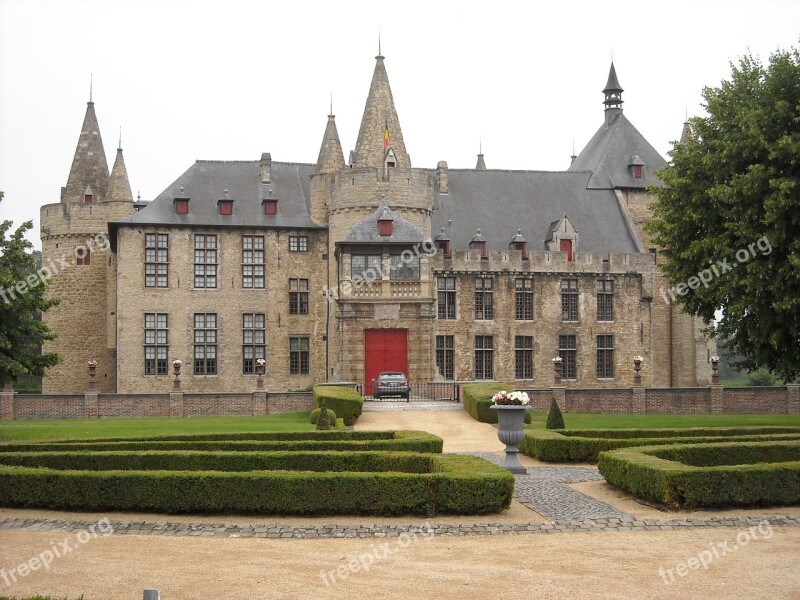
509;229;528;259
436;239;451;258
174;198;189;215
378;219;393;236
629;153;645;180
84;194;93;204
469;227;488;259
263;199;278;215
218;199;234;216
560;239;573;262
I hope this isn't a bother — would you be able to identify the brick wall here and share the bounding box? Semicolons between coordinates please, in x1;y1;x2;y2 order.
565;388;634;413
645;388;711;413
722;387;789;414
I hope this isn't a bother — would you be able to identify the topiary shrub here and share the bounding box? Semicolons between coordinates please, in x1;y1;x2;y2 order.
309;407;337;427
462;383;532;424
316;400;331;431
313;385;364;425
545;397;565;429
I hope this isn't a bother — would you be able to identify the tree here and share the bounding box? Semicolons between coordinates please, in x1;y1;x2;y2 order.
648;45;800;381
0;220;60;386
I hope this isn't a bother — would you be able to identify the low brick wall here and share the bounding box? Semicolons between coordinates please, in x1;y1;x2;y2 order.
1;386;796;420
0;390;313;420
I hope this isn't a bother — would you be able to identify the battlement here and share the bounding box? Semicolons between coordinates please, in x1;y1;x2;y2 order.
40;201;135;240
430;248;656;274
329;167;433;213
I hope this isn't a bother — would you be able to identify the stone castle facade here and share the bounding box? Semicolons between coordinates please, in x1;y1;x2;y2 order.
41;55;713;394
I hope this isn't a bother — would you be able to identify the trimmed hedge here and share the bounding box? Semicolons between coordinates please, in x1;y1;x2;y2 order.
313;386;364;425
462;383;532;424
598;441;800;509
0;430;444;454
0;450;435;473
520;428;800;463
309;407;337;427
0;453;513;516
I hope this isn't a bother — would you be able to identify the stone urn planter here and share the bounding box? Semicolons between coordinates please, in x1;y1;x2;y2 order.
490;390;530;474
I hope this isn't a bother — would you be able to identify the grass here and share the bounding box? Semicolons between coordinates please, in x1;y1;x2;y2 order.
525;412;800;430
0;412;314;442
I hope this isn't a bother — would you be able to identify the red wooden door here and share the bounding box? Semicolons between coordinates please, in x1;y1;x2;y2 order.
364;329;408;395
560;239;573;261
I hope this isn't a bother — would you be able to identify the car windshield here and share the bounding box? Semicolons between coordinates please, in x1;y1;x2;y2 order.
380;373;405;379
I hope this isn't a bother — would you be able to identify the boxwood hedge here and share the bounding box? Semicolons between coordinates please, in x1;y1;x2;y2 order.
313;386;364;425
598;440;800;509
462;383;532;424
0;430;443;454
0;453;513;516
520;428;800;463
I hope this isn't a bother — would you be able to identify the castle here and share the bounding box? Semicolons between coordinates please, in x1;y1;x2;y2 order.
40;54;713;394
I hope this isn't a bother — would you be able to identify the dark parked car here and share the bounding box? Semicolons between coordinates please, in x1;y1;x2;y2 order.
373;371;410;400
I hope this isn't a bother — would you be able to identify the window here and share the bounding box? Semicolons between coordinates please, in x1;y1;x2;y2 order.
390;253;420;280
263;199;278;215
242;235;265;289
437;277;456;319
515;336;533;379
242;313;265;374
561;279;578;321
597;280;614;321
560;239;573;261
193;313;217;375
218;200;233;216
145;233;169;288
436;335;455;380
144;313;168;375
76;247;91;266
515;279;533;320
378;220;393;236
289;337;310;374
194;234;217;289
352;254;382;281
474;336;493;380
84;194;93;204
559;335;577;379
289;236;308;252
174;198;189;214
597;335;614;379
289;278;309;315
475;277;493;320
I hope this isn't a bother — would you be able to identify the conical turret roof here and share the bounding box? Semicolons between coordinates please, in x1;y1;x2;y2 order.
107;146;134;203
63;102;110;203
352;55;410;169
316;113;346;173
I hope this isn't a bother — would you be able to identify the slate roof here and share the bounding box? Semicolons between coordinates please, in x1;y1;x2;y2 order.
342;201;426;244
111;160;321;238
568;112;667;190
432;169;638;253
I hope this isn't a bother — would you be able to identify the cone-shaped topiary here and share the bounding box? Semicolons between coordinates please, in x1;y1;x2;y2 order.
546;397;565;429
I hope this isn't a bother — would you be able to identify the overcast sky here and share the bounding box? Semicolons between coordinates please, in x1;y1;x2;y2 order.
1;0;799;249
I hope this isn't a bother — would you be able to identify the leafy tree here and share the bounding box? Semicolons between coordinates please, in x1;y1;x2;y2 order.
0;220;60;386
648;45;800;381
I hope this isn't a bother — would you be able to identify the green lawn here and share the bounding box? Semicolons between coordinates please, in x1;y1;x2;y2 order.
0;412;314;441
525;412;800;430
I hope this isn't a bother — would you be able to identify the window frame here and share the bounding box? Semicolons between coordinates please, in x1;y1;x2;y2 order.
193;234;218;289
289;336;310;374
144;312;168;375
596;334;615;379
561;279;579;322
351;254;382;282
242;235;265;289
474;277;494;320
289;278;309;315
288;235;309;252
597;279;614;322
559;334;577;380
514;335;533;379
437;276;456;320
242;313;266;374
145;233;169;288
193;312;218;375
435;335;455;380
515;278;533;320
474;335;494;380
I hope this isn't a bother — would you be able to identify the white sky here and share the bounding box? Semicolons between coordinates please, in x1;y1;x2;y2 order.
1;0;799;249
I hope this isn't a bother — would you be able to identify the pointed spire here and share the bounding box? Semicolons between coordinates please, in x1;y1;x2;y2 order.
603;62;624;118
63;101;110;203
476;139;486;170
353;54;410;169
106;142;134;203
316;110;346;174
680;119;693;145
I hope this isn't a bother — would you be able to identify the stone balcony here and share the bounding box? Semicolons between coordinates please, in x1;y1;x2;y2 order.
341;279;432;300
